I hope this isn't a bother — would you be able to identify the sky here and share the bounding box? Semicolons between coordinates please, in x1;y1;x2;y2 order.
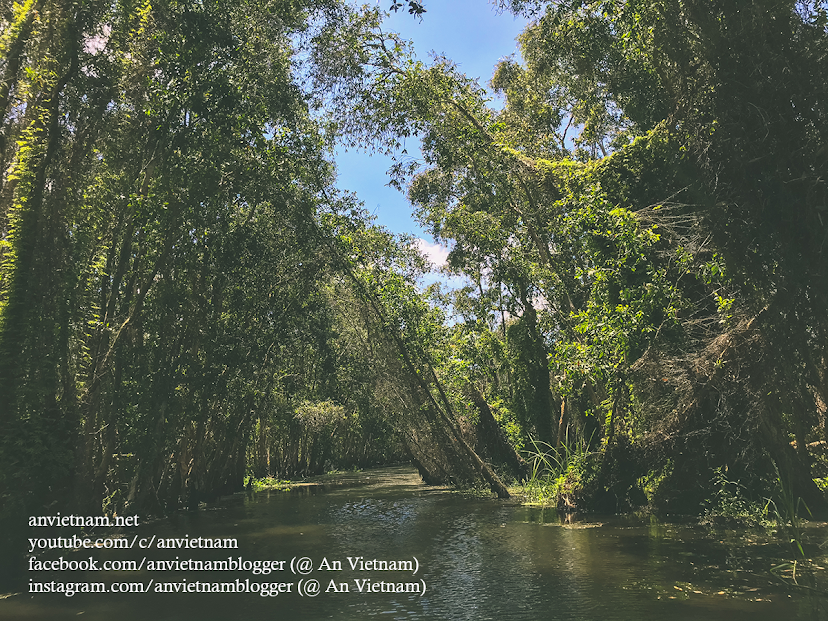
333;1;528;273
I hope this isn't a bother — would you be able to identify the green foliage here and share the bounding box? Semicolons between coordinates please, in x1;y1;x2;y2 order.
523;434;594;507
3;0;828;539
0;0;431;525
388;1;425;17
701;467;772;529
245;476;292;491
313;0;828;516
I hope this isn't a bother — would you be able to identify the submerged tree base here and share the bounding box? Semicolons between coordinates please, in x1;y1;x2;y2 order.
515;435;828;527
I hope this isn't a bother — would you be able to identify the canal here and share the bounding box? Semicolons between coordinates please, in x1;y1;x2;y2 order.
4;466;828;620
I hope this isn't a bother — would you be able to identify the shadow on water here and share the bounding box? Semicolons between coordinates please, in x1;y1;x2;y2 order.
3;465;828;620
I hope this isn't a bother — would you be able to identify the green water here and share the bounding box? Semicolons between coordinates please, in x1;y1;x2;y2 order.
4;466;828;620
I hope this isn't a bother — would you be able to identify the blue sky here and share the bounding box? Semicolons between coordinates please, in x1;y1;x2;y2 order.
333;1;528;270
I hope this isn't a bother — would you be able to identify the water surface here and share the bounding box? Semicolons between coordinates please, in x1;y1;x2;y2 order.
4;466;828;620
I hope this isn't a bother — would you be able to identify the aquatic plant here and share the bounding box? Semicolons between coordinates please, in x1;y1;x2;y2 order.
523;432;594;509
700;467;771;529
766;462;811;559
245;476;292;491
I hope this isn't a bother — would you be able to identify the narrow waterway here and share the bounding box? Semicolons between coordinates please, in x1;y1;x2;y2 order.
4;466;828;620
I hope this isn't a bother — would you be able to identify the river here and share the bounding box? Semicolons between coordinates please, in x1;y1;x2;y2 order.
3;466;828;620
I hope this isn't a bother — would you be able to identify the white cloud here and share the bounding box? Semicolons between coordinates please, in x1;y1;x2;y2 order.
414;238;450;268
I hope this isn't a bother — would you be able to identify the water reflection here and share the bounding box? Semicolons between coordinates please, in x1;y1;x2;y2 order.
3;466;828;620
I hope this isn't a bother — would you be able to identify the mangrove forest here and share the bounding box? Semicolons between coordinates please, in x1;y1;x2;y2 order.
2;0;828;592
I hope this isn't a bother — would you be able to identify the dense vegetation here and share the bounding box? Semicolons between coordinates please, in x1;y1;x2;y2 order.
2;0;827;585
319;0;828;513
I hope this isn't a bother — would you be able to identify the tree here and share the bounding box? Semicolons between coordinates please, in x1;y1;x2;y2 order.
319;0;828;514
0;0;361;580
